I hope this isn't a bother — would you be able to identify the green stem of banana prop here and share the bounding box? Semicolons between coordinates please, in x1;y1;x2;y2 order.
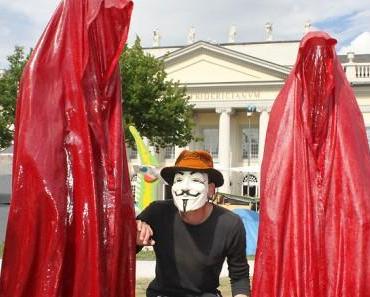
129;126;159;213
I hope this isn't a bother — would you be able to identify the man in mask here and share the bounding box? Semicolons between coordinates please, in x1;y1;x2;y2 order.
136;150;250;297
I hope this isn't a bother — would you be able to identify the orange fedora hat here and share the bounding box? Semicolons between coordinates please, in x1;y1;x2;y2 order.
160;150;224;187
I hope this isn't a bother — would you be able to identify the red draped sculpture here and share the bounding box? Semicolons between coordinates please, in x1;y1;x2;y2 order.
252;32;370;297
0;1;135;296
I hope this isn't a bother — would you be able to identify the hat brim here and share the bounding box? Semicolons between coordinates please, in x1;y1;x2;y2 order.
160;166;224;187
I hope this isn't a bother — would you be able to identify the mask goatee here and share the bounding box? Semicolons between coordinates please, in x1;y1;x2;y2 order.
182;199;188;212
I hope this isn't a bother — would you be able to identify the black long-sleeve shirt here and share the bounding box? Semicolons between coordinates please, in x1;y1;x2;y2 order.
137;200;250;297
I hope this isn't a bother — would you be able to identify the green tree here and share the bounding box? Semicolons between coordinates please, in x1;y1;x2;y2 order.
0;41;196;150
120;37;196;149
0;46;29;150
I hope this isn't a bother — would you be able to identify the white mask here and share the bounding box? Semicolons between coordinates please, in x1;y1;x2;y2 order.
171;171;209;213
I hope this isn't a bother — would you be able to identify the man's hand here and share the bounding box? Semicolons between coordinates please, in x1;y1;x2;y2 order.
136;220;155;246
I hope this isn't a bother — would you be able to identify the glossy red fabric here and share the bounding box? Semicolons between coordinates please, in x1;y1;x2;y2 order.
252;32;370;297
0;1;135;296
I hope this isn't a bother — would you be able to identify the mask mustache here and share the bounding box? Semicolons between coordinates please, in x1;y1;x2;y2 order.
174;189;200;198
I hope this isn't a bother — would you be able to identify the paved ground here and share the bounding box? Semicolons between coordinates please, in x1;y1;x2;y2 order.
0;260;255;279
0;206;9;242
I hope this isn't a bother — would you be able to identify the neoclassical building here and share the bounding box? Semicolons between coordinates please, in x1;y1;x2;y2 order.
1;29;369;240
128;35;370;200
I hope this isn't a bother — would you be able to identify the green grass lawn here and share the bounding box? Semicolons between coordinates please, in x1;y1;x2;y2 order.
136;277;232;297
137;249;255;261
1;244;254;262
136;249;156;260
0;245;248;297
136;250;252;297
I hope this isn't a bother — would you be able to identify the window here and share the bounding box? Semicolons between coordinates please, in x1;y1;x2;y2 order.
242;174;258;197
242;174;259;211
242;127;259;159
202;128;219;158
165;146;175;159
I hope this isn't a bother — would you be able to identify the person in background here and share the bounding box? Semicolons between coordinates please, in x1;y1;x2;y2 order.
136;150;250;297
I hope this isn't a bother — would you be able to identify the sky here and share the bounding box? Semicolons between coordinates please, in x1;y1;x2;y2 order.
0;0;369;68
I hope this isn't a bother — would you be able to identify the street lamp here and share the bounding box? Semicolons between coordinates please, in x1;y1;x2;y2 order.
246;105;256;198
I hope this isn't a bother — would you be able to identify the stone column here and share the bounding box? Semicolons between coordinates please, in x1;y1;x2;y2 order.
216;108;232;194
258;107;270;165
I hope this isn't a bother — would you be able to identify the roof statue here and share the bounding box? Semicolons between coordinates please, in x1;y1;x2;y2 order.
228;25;237;43
187;26;196;44
304;20;312;34
265;22;273;41
153;28;161;47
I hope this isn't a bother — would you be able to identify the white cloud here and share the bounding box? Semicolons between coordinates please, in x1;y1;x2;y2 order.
339;32;370;54
0;0;369;68
0;0;59;25
128;0;370;46
0;0;59;68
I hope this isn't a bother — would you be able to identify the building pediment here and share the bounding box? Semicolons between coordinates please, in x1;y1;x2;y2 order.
163;41;290;85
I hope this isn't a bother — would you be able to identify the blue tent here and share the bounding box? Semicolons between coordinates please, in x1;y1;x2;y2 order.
233;209;259;256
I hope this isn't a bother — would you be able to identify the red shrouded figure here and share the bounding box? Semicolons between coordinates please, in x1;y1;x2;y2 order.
0;1;135;296
252;32;370;297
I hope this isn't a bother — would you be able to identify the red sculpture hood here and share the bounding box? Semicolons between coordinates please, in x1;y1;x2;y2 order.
0;1;136;296
252;31;370;297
